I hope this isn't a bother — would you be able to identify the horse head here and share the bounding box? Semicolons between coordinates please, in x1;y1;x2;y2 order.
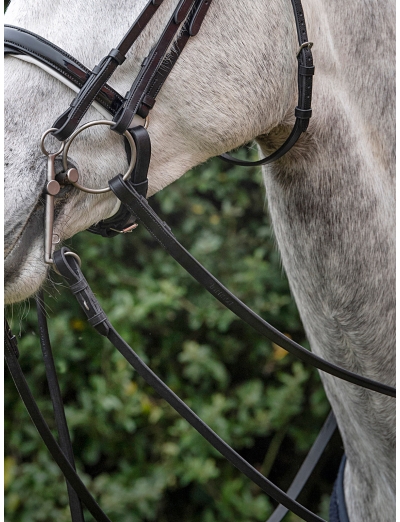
5;0;298;303
4;1;396;521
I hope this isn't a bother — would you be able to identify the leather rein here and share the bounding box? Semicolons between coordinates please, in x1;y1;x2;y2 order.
4;1;395;522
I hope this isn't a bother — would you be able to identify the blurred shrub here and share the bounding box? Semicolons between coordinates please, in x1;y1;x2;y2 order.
5;152;334;521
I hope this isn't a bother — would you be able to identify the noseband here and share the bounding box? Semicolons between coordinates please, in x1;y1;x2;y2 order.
4;2;395;522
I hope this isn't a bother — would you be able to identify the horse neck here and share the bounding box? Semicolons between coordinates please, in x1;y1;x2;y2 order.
259;0;395;520
5;0;395;509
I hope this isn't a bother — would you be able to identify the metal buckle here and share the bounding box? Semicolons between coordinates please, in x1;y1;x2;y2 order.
296;41;313;57
109;223;139;234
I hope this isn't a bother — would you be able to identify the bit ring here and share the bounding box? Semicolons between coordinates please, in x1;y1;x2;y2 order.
62;120;136;194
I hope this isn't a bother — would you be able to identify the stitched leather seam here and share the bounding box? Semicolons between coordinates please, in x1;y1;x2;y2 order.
71;63;117;119
124;196;170;251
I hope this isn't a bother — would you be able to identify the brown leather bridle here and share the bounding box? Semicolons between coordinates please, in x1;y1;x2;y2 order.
4;2;394;522
5;0;314;236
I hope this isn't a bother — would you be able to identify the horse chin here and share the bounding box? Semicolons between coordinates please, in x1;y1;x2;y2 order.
4;206;49;305
4;246;49;305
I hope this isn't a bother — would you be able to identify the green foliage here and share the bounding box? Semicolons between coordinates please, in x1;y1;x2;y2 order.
5;153;335;521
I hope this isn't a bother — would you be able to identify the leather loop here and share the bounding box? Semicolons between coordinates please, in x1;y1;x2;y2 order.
88;311;109;328
109;47;126;65
299;64;315;76
295;107;312;119
137;104;150;118
91;63;103;75
142;94;156;108
70;278;89;294
131;179;149;196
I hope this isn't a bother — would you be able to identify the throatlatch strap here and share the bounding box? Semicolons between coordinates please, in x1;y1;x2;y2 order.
108;176;395;398
53;247;325;522
219;0;314;166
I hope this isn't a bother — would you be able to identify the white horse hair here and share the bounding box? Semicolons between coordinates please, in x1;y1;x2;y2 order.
4;1;395;521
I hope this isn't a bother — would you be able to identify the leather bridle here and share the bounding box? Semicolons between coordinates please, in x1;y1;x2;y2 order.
4;1;395;522
5;0;314;239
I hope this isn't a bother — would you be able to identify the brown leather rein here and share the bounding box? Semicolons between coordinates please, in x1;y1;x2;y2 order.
4;2;394;522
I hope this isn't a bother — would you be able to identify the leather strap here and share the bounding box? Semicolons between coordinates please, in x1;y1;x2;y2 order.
36;292;85;522
4;320;113;522
51;0;165;140
220;0;314;166
87;125;151;237
5;25;125;118
266;410;337;522
6;286;335;522
108;176;396;398
111;0;211;134
220;120;304;167
49;0;211;139
52;247;325;522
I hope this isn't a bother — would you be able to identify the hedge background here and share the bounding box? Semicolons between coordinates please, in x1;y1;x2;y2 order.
5;145;344;522
4;3;343;518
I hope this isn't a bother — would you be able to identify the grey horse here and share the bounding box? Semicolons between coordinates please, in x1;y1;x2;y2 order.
4;1;395;520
